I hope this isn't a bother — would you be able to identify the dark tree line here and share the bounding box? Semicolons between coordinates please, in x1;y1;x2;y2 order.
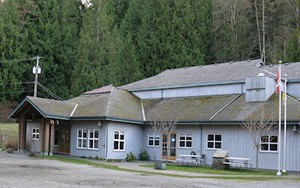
0;0;299;102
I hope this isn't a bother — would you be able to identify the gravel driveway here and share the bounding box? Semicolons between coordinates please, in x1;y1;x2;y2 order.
0;152;299;188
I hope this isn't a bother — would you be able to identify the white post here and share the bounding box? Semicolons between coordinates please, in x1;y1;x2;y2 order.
282;75;287;173
277;63;282;176
33;56;41;98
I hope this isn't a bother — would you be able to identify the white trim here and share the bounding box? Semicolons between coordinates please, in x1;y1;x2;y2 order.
88;129;99;150
77;129;87;149
147;133;160;147
207;134;222;150
113;130;125;151
178;133;192;148
32;128;39;140
70;104;78;117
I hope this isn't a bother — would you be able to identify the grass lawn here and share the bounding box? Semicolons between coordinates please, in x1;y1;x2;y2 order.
0;123;18;150
141;163;277;176
39;156;296;181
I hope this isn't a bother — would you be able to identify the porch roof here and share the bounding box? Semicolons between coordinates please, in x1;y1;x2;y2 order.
9;96;77;120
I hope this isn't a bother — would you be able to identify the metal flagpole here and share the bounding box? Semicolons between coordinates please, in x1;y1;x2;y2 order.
277;62;282;176
282;75;287;173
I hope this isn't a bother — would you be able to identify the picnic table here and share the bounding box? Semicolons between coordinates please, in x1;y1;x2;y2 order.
223;157;253;169
176;154;204;165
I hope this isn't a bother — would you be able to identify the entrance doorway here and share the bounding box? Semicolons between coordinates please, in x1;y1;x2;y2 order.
162;133;176;161
59;126;70;154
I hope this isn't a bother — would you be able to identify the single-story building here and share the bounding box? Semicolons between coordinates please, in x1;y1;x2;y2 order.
9;59;300;171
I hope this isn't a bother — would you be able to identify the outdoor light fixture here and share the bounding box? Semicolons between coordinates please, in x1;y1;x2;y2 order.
292;125;298;133
97;121;102;127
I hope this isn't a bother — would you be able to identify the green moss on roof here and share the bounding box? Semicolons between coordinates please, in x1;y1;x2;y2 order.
143;95;239;121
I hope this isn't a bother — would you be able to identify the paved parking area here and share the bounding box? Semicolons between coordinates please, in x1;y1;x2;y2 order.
0;152;299;188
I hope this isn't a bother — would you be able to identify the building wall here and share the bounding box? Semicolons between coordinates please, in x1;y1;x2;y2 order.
132;83;245;99
143;124;300;171
26;120;41;153
70;121;107;158
288;82;300;99
106;122;144;160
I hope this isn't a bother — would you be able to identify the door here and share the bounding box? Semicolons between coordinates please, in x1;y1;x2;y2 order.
162;133;176;161
59;126;70;154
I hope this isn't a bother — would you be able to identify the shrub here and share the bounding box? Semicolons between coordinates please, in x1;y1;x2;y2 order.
28;151;37;157
5;140;17;151
126;152;136;162
139;149;150;161
95;156;104;160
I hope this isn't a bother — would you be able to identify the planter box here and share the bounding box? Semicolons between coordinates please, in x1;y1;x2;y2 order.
154;161;166;170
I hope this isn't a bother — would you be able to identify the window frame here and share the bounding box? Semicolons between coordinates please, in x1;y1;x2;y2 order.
88;129;99;150
147;133;160;147
179;133;192;148
32;128;39;140
77;129;87;149
207;134;222;150
260;135;278;153
113;130;125;151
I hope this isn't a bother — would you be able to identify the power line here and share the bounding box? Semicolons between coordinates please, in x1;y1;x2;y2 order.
0;90;33;95
0;81;33;86
37;82;63;101
0;57;38;64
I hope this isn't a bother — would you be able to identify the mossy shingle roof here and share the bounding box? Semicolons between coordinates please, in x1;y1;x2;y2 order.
122;59;300;91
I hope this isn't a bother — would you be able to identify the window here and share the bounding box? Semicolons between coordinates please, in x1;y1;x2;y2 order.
207;134;222;149
32;128;39;140
261;135;278;152
77;129;87;149
88;129;99;149
179;133;192;148
54;129;59;146
114;130;125;151
148;133;160;147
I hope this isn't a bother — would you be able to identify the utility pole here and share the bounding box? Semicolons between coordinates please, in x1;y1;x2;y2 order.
32;56;42;98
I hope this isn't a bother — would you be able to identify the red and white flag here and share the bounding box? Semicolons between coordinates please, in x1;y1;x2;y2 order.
276;64;281;94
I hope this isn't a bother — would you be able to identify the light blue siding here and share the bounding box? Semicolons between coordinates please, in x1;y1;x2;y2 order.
288;83;300;99
133;84;244;99
106;122;144;160
245;76;275;102
70;121;106;158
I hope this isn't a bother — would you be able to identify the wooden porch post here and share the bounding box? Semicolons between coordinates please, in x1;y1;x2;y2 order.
49;123;55;156
18;115;26;152
42;119;50;156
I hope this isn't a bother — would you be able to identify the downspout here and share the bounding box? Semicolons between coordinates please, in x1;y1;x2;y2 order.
105;123;108;160
104;87;113;160
48;121;51;156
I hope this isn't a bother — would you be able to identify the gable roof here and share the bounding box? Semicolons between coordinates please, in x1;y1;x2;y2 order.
68;87;143;121
122;59;300;91
9;86;144;123
9;96;77;120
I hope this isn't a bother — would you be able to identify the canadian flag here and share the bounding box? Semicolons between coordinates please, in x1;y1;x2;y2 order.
276;65;281;94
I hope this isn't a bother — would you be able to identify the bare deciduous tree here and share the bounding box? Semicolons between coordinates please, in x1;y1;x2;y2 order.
241;104;277;170
149;109;178;163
